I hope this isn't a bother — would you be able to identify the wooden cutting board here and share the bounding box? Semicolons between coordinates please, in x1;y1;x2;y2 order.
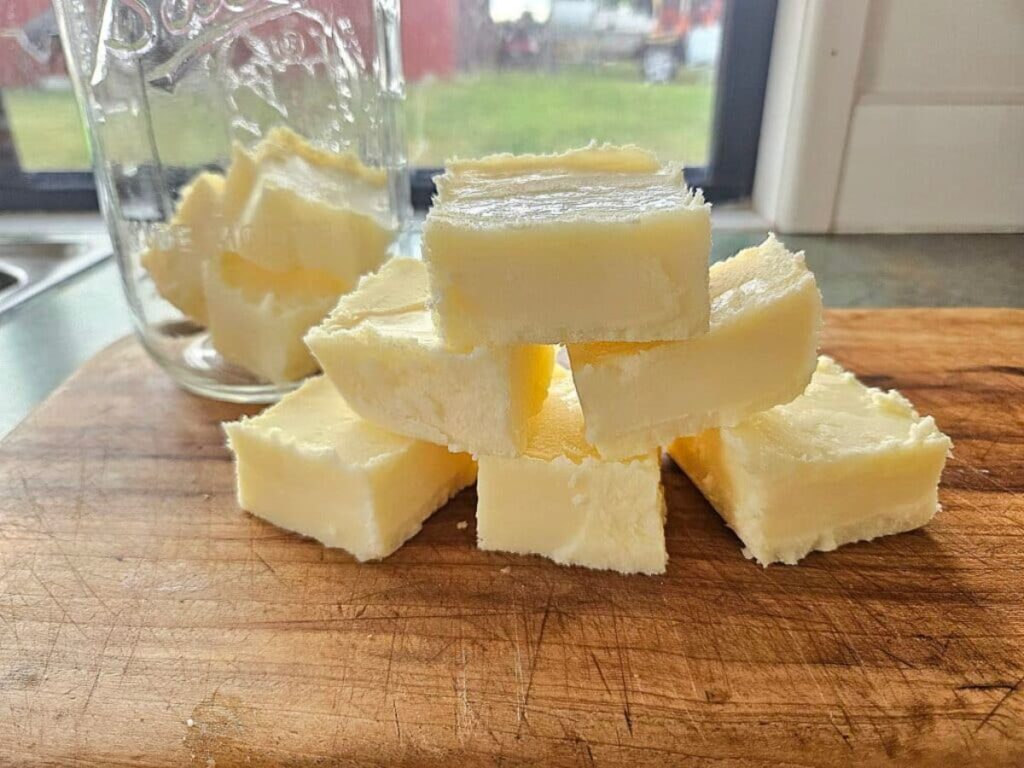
1;309;1022;767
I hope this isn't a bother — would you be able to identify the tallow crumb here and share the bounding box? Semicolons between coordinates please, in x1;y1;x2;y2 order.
500;566;511;575
456;521;468;530
186;718;195;728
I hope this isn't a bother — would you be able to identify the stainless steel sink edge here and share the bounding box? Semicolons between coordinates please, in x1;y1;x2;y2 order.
0;235;113;317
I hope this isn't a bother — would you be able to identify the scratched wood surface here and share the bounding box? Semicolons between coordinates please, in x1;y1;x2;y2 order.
1;309;1022;767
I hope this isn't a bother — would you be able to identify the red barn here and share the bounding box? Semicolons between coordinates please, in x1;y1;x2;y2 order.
0;0;64;87
401;0;457;80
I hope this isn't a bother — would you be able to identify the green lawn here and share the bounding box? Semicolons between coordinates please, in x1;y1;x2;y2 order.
406;67;713;165
4;88;91;170
4;67;713;171
4;86;233;171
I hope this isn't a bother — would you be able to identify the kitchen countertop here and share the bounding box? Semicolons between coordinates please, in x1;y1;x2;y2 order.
1;214;1021;438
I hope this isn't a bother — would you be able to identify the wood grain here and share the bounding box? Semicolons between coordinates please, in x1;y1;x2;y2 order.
1;309;1022;767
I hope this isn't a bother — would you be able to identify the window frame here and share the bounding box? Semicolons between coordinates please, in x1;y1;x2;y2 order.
0;92;98;210
0;0;777;212
685;0;778;201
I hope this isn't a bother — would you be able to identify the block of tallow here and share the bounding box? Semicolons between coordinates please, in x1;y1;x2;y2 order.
476;365;667;575
225;376;477;561
669;356;952;565
142;129;392;307
305;258;555;456
140;171;226;325
423;143;711;347
202;253;349;384
231;127;394;284
568;234;822;459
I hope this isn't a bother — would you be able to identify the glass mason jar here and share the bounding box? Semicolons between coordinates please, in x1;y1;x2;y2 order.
53;0;410;402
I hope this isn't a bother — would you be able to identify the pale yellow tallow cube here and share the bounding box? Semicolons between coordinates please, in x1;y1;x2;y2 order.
140;171;226;324
306;259;554;456
669;356;952;566
221;142;259;222
423;144;711;347
203;253;350;384
477;366;667;575
569;234;822;459
225;377;477;561
142;127;392;335
232;127;394;283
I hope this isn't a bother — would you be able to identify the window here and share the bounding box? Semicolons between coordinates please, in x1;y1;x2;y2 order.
404;0;777;204
0;1;95;209
0;0;775;210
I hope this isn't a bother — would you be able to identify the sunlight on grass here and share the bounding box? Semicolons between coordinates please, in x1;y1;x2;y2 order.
4;88;91;170
407;68;713;166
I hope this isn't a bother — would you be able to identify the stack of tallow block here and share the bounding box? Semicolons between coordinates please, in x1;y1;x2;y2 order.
142;128;395;384
226;144;952;573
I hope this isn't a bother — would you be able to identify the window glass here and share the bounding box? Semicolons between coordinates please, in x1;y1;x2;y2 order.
1;1;90;170
0;0;723;173
402;0;723;166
